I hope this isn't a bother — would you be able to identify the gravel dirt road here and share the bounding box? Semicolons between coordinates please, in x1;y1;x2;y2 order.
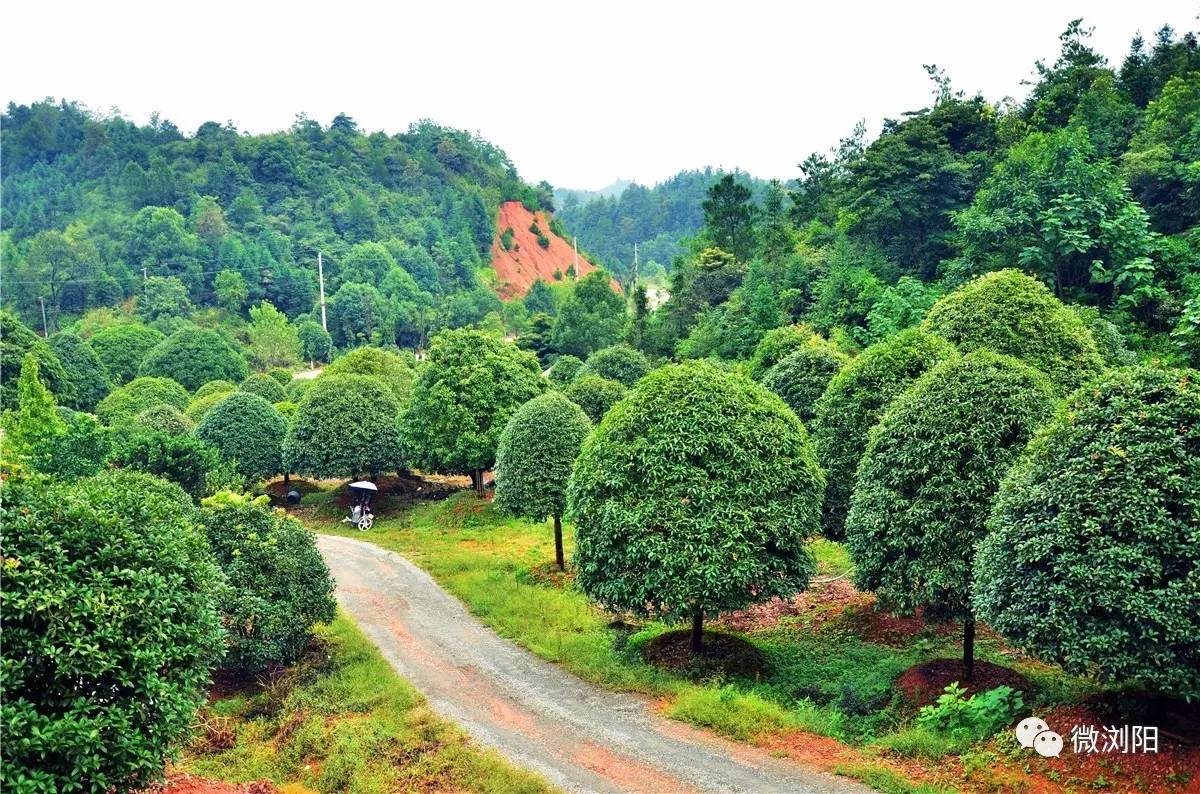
318;534;874;793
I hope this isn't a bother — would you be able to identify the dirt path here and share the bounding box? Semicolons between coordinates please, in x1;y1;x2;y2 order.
317;534;873;794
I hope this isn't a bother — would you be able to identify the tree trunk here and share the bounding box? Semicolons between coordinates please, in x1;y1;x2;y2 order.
963;616;976;682
553;515;565;570
472;469;485;498
690;609;704;654
283;471;290;488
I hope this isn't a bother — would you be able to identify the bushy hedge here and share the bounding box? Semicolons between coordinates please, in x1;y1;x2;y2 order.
922;269;1103;392
812;328;957;538
579;344;651;387
109;428;221;499
285;374;402;478
86;323;165;385
194;379;237;399
547;354;584;387
195;392;288;482
26;410;112;480
239;372;287;403
564;375;628;424
1;312;72;410
199;492;337;671
324;346;416;405
760;337;849;424
50;332;111;412
97;376;189;425
1;470;225;791
134;404;194;437
568;361;824;640
138;327;248;392
975;366;1200;698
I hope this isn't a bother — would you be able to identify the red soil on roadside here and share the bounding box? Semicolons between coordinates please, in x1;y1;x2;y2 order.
490;200;604;298
145;774;277;794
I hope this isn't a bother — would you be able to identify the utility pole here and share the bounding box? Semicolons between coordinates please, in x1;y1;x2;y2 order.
317;252;328;331
38;297;48;337
142;266;148;282
632;242;639;286
573;236;579;272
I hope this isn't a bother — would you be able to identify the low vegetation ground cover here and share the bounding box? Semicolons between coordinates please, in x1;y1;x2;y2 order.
305;488;1198;793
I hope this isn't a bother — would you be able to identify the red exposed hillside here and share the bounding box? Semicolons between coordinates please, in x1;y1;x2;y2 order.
490;201;601;299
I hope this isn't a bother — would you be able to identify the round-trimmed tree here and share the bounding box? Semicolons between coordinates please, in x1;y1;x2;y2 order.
86;323;165;385
185;390;233;424
297;320;332;366
50;332;111;412
195;392;288;482
579;344;651;387
548;354;584;387
747;324;820;380
239;372;287;403
324;346;415;405
1;469;224;791
285;373;402;479
564;375;628;424
400;329;545;496
138;327;248;392
760;337;849;424
194;379;237;399
495;393;593;569
812;328;958;539
975;366;1200;699
1;312;73;410
845;351;1056;679
568;361;825;652
922;269;1103;392
97;376;190;425
134;404;194;437
268;367;293;385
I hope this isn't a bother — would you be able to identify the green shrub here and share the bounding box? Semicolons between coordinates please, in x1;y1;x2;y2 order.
495;392;592;568
975;366;1200;698
139;327;248;392
580;344;652;387
812;328;957;539
185;390;233;424
846;351;1056;675
564;375;627;423
285;374;402;479
195;392;288;482
274;400;297;420
500;227;515;251
199;492;336;671
917;683;1024;742
97;376;189;425
109;429;221;500
239;372;287;403
568;361;824;644
194;379;237;399
268;367;293;385
1;470;224;791
86;322;164;385
760;337;849;424
27;410;112;480
747;324;819;380
49;332;111;411
922;269;1103;392
324;346;415;405
547;354;584;387
1071;305;1137;366
134;404;194;437
297;320;332;365
1;311;73;410
285;378;314;402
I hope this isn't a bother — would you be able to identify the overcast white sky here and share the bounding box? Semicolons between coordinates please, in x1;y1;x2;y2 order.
3;1;1196;190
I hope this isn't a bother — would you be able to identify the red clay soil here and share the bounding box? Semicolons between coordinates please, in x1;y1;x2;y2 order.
490;200;606;298
144;774;277;794
896;658;1032;707
642;629;768;679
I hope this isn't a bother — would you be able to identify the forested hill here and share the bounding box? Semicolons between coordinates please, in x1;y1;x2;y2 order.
1;104;561;340
555;169;768;281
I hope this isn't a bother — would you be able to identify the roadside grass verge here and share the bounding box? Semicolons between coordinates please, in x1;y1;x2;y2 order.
182;611;551;794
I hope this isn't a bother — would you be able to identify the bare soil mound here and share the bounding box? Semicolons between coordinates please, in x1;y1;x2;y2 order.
896;658;1032;707
642;629;768;680
490;200;606;298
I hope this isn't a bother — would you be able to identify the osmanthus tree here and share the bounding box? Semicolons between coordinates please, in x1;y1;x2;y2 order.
494;392;593;569
845;351;1056;679
138;327;249;392
974;366;1200;699
49;332;111;412
195;392;288;483
297;320;333;366
547;354;584;388
284;373;402;479
579;344;651;387
760;336;849;424
568;361;825;653
97;376;190;425
324;346;416;405
400;329;545;496
86;323;165;385
746;323;823;381
0;312;73;410
1;469;225;791
811;328;957;539
564;375;627;424
239;372;287;403
921;269;1103;393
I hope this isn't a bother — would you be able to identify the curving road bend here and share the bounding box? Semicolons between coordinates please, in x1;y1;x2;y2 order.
317;534;874;794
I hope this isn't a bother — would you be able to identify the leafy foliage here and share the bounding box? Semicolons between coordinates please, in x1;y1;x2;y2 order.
134;404;194;437
1;312;72;410
297;320;332;364
49;332;111;411
495;392;592;522
194;379;237;399
324;346;416;405
85;323;165;385
551;270;627;358
760;337;848;424
96;375;189;425
568;361;824;625
239;372;287;403
747;324;821;380
1;470;224;792
195;392;288;482
547;354;584;387
1;354;67;461
579;344;651;387
564;375;628;424
975;366;1200;698
917;684;1025;742
109;429;223;500
138;327;248;392
199;492;336;671
285;373;402;478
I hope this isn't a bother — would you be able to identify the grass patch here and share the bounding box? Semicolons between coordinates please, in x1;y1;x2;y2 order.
183;612;550;793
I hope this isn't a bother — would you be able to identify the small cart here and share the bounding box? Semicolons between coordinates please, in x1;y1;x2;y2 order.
343;480;377;530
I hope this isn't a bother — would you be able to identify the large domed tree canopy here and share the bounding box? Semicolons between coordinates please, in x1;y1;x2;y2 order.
195;392;288;482
138;327;249;392
746;324;823;380
86;323;165;385
547;355;584;388
1;469;224;791
495;392;593;569
284;373;402;479
845;351;1056;679
324;346;416;405
579;344;651;387
564;375;627;424
238;372;287;403
921;268;1103;392
97;376;190;425
975;366;1200;699
812;328;958;539
760;336;849;424
567;361;825;653
1;312;73;410
400;329;545;495
49;332;111;412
